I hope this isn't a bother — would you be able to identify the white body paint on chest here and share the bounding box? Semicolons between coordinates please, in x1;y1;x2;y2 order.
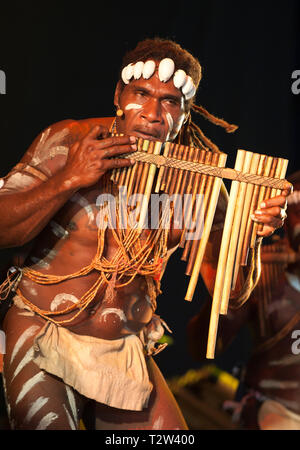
100;308;127;322
50;293;79;311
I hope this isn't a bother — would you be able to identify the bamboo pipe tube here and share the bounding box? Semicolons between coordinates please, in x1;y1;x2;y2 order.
160;143;176;191
134;141;154;196
184;152;216;273
137;141;162;231
132;140;150;196
181;150;209;262
256;157;279;233
231;153;261;289
179;148;199;248
168;145;190;236
275;159;289;196
168;144;185;195
206;150;246;358
185;152;227;302
110;133;120;183
179;147;197;248
126;138;144;199
220;150;254;314
240;155;267;265
250;156;274;248
165;144;180;193
173;146;190;196
155;142;172;192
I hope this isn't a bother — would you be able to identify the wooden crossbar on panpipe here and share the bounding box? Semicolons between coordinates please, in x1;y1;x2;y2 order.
109;138;290;359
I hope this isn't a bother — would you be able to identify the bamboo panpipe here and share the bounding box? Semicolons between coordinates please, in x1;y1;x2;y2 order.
110;138;290;359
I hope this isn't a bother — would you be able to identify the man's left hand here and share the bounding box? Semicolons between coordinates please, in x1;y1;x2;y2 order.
252;188;290;237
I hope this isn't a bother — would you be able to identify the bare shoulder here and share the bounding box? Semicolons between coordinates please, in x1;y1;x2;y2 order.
0;117;114;193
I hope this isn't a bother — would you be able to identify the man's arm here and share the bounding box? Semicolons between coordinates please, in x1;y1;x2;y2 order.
0;119;136;248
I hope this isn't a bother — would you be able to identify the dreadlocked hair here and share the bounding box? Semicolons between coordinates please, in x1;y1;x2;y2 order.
121;37;238;152
176;104;238;152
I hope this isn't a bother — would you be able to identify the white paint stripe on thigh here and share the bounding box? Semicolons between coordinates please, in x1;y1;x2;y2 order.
15;371;45;405
63;404;76;430
65;385;78;425
10;325;40;365
24;396;49;423
35;412;59;430
11;347;34;382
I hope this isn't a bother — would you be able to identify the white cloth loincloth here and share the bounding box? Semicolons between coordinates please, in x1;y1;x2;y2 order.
33;322;153;411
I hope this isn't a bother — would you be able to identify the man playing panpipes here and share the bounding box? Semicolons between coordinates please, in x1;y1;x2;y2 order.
0;38;289;430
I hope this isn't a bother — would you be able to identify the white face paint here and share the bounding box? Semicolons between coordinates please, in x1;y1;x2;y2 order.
124;103;143;111
166;112;174;138
0;179;4;189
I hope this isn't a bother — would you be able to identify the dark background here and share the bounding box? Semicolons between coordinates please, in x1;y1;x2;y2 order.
0;0;299;378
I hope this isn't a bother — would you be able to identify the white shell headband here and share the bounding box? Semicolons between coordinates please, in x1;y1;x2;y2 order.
121;58;197;100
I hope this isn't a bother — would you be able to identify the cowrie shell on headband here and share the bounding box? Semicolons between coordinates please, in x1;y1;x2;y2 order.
173;69;187;89
158;58;175;82
142;60;156;79
134;61;144;79
121;58;196;100
121;63;134;84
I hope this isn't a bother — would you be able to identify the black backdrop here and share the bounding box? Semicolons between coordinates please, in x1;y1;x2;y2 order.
1;0;299;377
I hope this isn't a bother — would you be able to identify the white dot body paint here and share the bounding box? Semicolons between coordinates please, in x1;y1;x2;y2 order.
0;179;4;189
124;103;143;111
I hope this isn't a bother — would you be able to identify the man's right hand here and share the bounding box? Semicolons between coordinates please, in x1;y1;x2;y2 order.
61;125;137;189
